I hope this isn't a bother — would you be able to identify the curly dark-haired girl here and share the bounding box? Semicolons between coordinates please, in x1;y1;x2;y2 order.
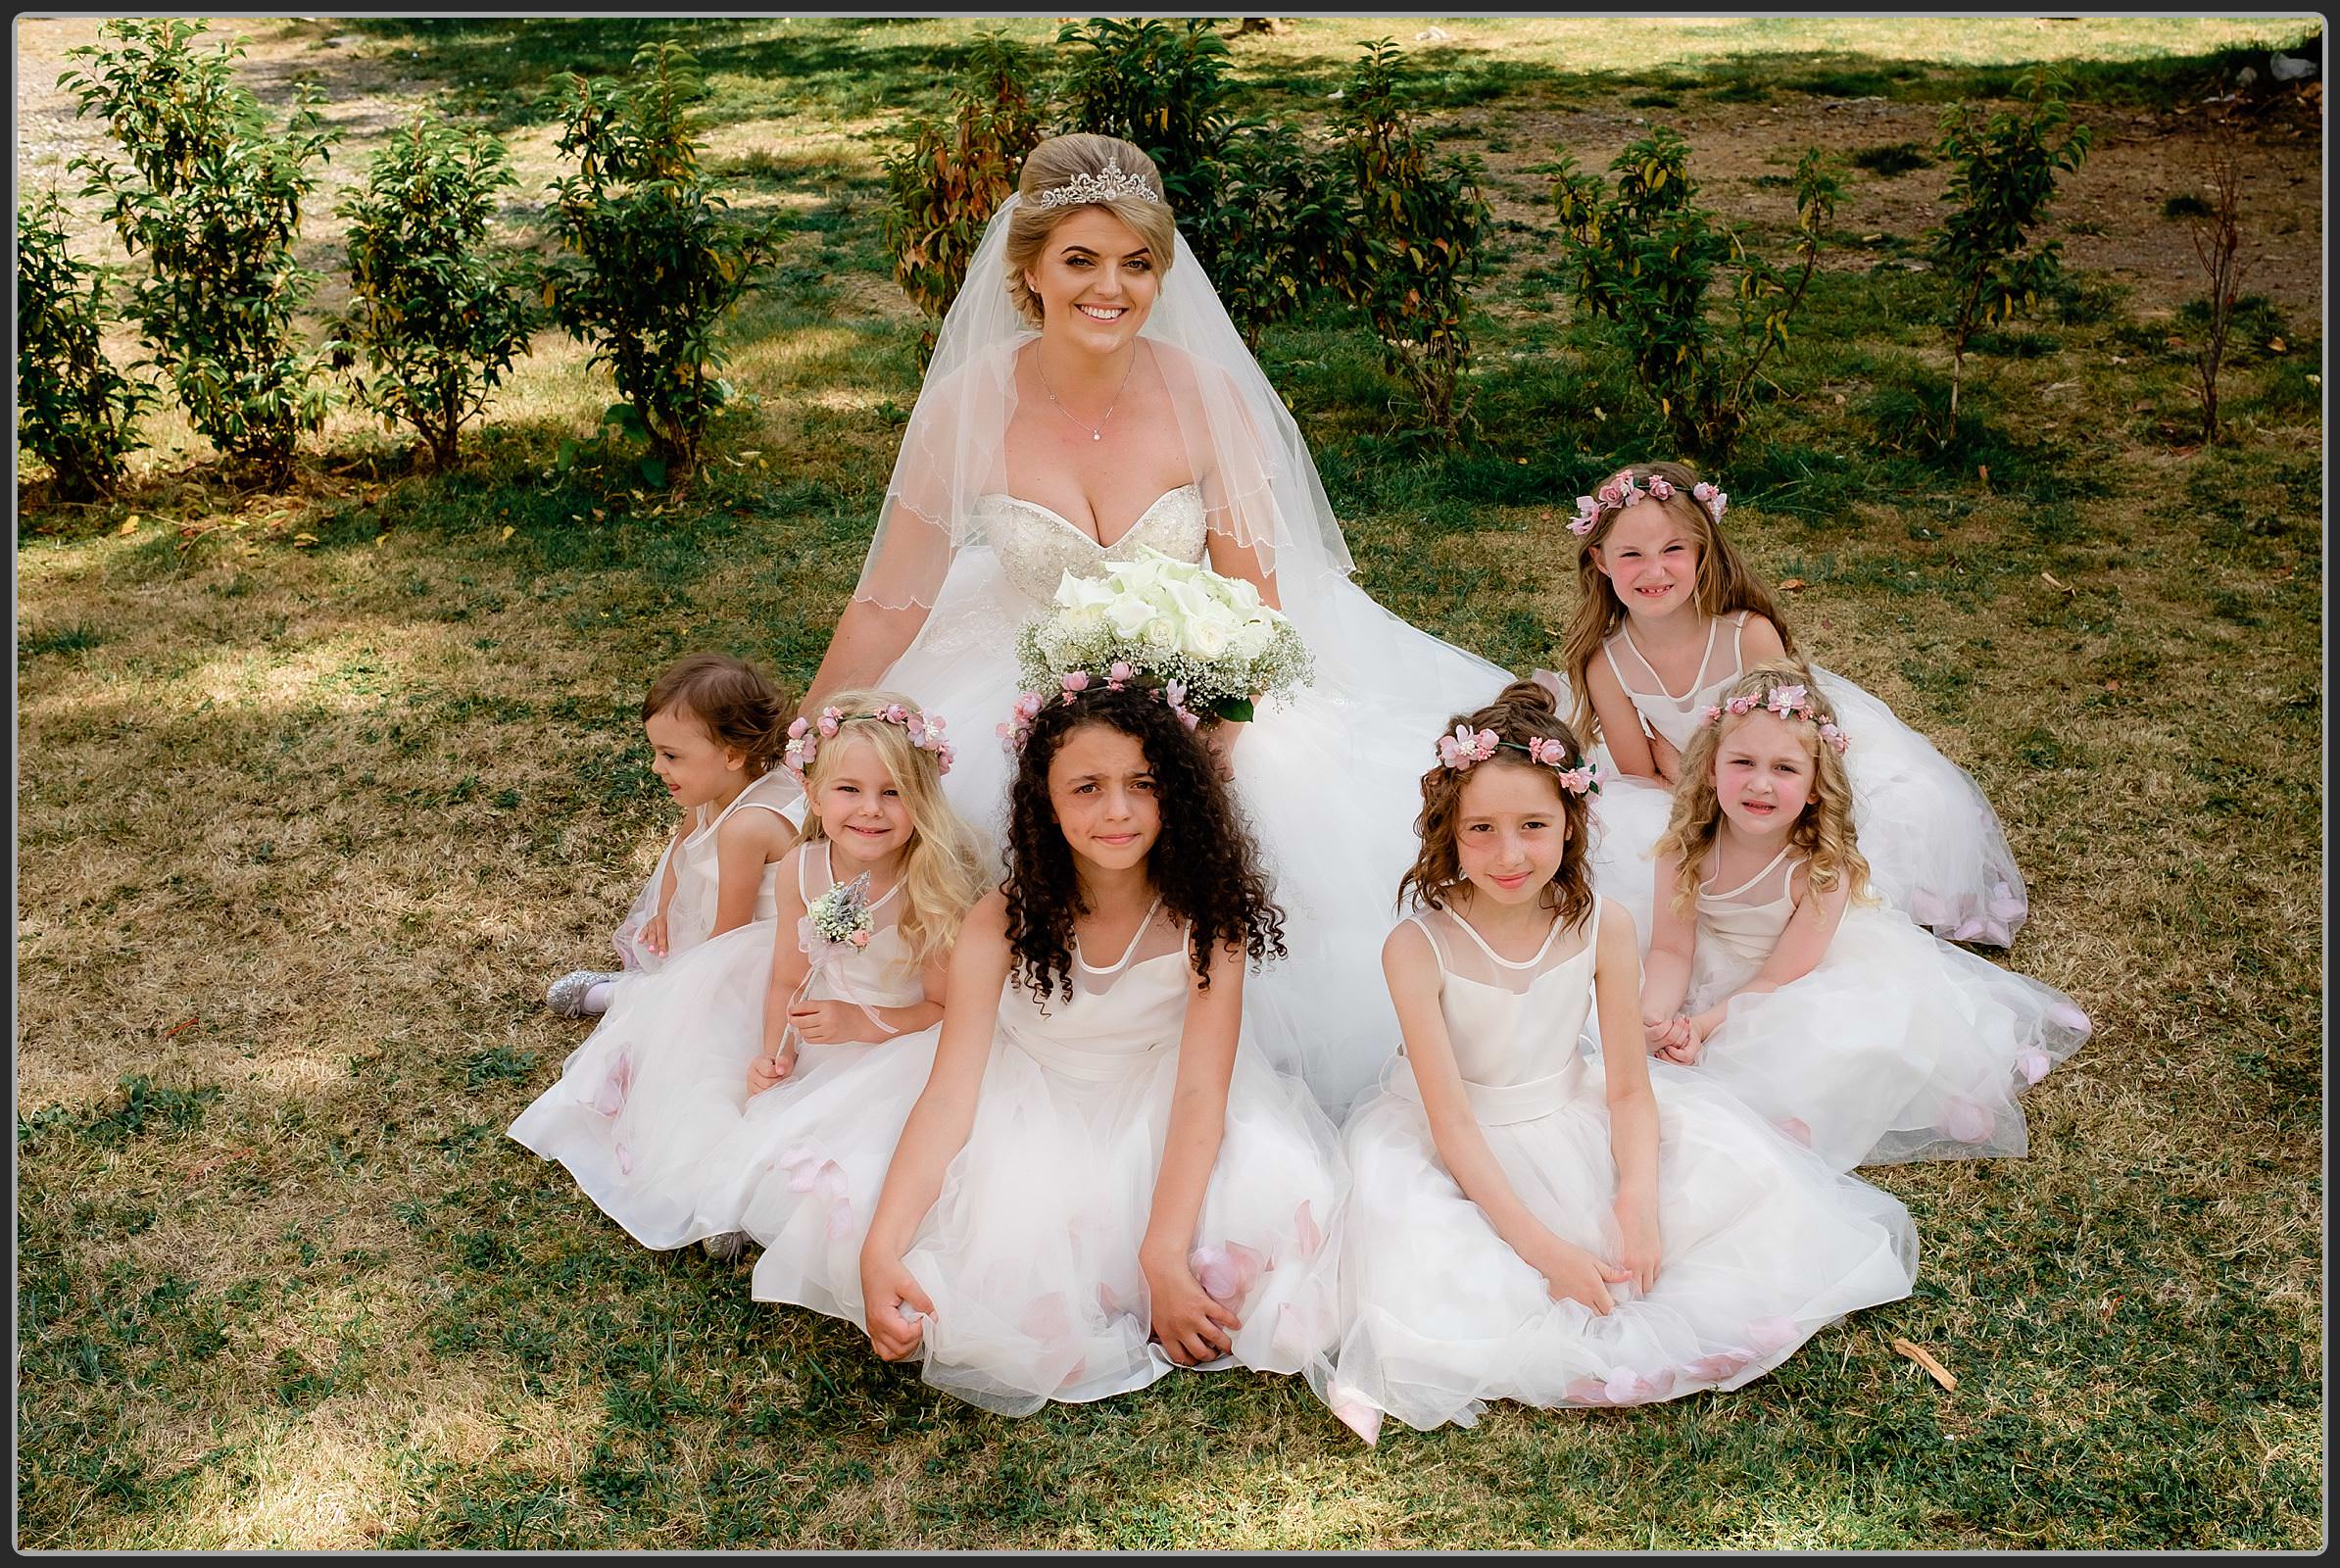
1001;678;1286;1003
834;675;1341;1418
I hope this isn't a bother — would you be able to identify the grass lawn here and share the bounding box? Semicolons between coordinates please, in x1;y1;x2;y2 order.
14;14;2323;1549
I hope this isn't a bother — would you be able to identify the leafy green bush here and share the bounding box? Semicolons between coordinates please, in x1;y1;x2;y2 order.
1331;40;1493;443
16;190;153;500
1054;17;1241;224
1927;68;2092;427
60;18;338;487
328;116;536;470
539;42;782;487
1197;122;1348;353
1551;127;1841;460
881;34;1047;363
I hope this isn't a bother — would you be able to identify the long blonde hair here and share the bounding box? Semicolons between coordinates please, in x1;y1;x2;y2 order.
797;689;989;965
1654;658;1872;916
1003;133;1178;325
1554;459;1795;745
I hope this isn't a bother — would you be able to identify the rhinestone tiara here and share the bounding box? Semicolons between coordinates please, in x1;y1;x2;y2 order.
1033;163;1162;210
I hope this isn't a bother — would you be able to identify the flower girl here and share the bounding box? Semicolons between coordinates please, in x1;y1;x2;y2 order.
1548;460;2029;946
1315;680;1917;1443
1638;660;2092;1171
545;653;799;1016
511;691;982;1251
748;673;1342;1415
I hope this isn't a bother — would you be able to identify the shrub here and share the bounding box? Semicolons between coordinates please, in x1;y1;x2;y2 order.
2181;130;2249;445
16;190;153;500
1054;17;1241;225
1551;127;1843;460
539;41;782;487
1196;121;1349;352
60;18;337;487
327;115;536;470
880;33;1046;363
1331;40;1493;443
1926;68;2092;428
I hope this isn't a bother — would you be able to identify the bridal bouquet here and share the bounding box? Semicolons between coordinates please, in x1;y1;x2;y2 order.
1015;546;1314;722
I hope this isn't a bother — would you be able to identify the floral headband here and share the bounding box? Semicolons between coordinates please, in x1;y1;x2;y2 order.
1436;724;1601;796
1568;469;1729;537
1697;682;1850;755
785;703;955;781
998;664;1200;753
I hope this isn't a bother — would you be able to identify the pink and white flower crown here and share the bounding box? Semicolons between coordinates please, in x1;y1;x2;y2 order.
1568;468;1728;537
1697;682;1850;755
1436;724;1602;796
785;703;955;781
998;663;1200;753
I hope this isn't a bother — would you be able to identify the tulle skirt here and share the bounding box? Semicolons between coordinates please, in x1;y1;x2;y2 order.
1684;905;2093;1171
509;921;784;1248
744;1027;1346;1417
1313;1057;1919;1441
832;546;1657;1114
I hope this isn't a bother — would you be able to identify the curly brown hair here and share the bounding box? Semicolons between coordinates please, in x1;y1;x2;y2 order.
641;652;793;774
1654;657;1874;916
1552;459;1796;746
1001;681;1286;1004
1397;678;1598;935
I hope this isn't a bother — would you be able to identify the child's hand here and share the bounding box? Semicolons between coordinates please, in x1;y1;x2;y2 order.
745;1042;799;1096
1519;1231;1633;1315
1143;1251;1242;1366
641;910;670;959
789;999;876;1046
1614;1196;1662;1294
859;1251;933;1362
1648;729;1683;785
1655;1015;1705;1066
1643;1012;1688;1056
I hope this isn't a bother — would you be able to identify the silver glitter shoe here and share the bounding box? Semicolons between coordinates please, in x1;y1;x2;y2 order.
546;969;620;1018
701;1231;750;1262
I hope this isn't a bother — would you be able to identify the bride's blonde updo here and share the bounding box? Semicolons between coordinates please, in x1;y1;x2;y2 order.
1003;133;1179;325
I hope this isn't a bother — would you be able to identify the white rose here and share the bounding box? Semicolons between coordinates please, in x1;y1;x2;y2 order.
1231;618;1273;661
1143;615;1177;649
1184;614;1232;661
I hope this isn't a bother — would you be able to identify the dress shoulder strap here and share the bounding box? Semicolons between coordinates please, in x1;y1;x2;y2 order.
797;840;834;904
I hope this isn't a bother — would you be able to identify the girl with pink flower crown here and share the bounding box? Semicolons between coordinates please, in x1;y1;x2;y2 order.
744;674;1343;1417
510;690;986;1254
1309;678;1916;1443
1638;660;2092;1173
1548;460;2031;947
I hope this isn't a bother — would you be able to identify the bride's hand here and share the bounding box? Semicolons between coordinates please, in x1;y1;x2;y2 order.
1200;717;1243;779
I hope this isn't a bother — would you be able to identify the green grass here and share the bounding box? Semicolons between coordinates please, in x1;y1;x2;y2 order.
16;12;2323;1552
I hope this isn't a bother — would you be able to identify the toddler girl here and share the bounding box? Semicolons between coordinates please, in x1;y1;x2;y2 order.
1640;660;2092;1172
1549;460;2030;946
1313;679;1917;1443
545;653;799;1016
512;691;982;1251
749;674;1342;1415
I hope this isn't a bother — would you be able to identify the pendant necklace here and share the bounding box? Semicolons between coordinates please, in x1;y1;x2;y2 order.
1037;347;1137;442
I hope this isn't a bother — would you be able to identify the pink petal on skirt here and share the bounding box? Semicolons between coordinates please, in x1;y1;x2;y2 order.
2016;1049;2052;1086
1944;1097;1996;1145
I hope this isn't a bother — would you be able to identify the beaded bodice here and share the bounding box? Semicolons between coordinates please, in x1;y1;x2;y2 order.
976;486;1209;605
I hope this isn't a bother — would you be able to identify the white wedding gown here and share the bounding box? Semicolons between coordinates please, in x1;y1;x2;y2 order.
847;485;1670;1113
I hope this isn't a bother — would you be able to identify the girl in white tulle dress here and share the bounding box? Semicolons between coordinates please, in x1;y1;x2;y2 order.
749;675;1342;1416
1547;460;2030;947
510;692;985;1250
544;654;801;1018
1639;661;2092;1173
1313;680;1918;1443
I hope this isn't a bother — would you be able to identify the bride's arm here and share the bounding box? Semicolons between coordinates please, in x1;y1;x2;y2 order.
802;595;928;712
1204;528;1280;612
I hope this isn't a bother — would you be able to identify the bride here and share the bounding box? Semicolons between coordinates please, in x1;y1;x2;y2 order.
790;132;1666;1110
